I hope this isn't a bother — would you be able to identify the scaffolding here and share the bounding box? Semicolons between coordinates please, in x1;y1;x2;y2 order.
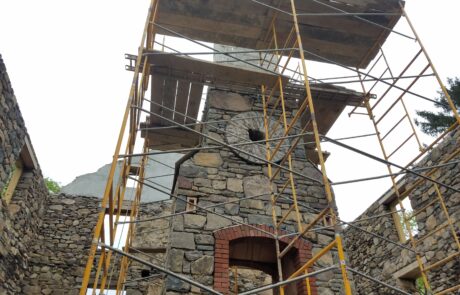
79;0;460;294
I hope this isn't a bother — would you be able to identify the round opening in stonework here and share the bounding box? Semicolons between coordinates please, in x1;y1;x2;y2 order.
225;111;289;164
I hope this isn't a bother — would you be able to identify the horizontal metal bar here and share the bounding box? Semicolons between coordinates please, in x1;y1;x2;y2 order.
128;177;277;238
376;64;430;125
381;115;407;141
279;207;330;258
322;135;460;194
298;12;403;16
138;114;263;132
143;173;175;180
99;243;222;295
348;267;412;295
289;239;337;278
275;178;292;201
153;21;285;77
277;194;418;253
387;133;414;158
351;210;403;224
279;224;336;239
424;251;459;272
250;0;411;39
137;105;323;185
123;273;162;284
143;48;298;56
330;73;435;85
276;203;295;228
121;132;311;158
119;190;274;224
341;220;417;253
407;198;438;220
436;284;460;295
239;266;338;295
310;0;414;40
301;49;451;110
415;223;448;245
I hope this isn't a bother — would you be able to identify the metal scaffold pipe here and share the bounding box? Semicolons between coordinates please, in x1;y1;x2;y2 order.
136;104;323;184
322;135;460;193
99;243;223;295
238;266;338;295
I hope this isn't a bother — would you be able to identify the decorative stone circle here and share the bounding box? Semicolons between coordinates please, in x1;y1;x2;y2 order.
225;111;288;164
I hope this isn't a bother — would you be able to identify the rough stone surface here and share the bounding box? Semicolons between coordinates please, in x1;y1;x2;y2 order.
171;232;196;250
243;175;272;198
205;213;232;230
184;214;206;229
227;178;243;192
0;56;170;295
0;55;49;295
191;256;214;275
195;234;214;245
345;128;460;294
193;153;223;168
167;87;340;294
225;111;288;164
165;276;190;293
168;249;184;272
229;268;273;294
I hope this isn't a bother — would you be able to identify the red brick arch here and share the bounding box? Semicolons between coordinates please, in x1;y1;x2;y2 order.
213;224;317;294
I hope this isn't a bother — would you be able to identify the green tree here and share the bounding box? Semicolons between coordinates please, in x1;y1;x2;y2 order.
415;77;460;136
398;209;418;240
45;177;61;194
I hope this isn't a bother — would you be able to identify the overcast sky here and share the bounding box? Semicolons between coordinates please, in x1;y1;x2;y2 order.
1;0;459;221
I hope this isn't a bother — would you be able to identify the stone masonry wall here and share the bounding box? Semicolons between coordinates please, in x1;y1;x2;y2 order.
0;54;172;294
125;201;172;295
344;127;460;294
21;194;100;294
164;89;344;294
20;193;171;295
0;54;49;295
0;54;27;190
0;169;48;294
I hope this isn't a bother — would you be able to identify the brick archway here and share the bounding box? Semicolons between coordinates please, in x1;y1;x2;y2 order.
213;224;316;294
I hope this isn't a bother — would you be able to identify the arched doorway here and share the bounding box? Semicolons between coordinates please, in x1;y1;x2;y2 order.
214;225;316;295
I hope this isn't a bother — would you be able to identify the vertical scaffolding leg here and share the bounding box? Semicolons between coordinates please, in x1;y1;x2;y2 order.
288;0;352;293
79;1;158;293
400;3;460;125
360;81;432;292
261;85;285;295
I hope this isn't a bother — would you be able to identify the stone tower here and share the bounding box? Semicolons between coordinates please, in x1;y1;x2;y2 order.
163;87;348;294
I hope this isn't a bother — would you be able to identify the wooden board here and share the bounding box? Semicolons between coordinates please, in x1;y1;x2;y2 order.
150;75;165;125
161;78;177;125
185;83;204;124
147;51;289;87
156;0;403;68
149;75;204;127
144;128;201;151
174;81;191;124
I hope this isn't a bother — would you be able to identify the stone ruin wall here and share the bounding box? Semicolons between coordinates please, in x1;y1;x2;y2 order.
344;127;460;294
21;194;100;294
0;53;49;294
125;201;172;295
163;89;346;295
9;191;172;295
0;54;172;295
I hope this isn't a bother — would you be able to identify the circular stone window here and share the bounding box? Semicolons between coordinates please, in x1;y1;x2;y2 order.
225;111;289;164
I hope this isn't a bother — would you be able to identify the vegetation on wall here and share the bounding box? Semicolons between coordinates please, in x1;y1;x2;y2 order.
45;177;61;194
